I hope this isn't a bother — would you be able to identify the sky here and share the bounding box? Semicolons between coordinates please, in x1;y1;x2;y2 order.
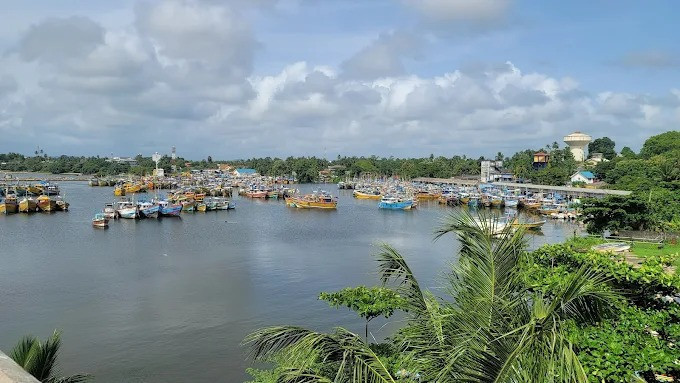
0;0;678;160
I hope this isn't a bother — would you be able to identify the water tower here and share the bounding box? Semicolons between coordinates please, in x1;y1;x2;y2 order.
563;131;592;162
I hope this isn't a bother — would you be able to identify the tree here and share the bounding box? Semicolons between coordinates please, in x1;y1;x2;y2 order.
588;137;616;160
319;286;405;340
244;213;617;382
10;331;89;383
620;146;636;159
639;131;680;158
581;195;654;233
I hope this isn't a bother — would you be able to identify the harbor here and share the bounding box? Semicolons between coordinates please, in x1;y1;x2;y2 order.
0;180;583;382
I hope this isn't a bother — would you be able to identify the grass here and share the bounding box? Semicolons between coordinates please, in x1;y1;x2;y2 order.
565;235;680;275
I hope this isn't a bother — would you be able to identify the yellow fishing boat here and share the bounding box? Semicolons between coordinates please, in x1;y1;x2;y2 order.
124;183;141;194
27;185;43;195
294;193;338;209
416;192;440;201
0;196;19;214
353;190;381;200
196;203;207;212
114;186;125;196
37;195;57;212
18;197;38;213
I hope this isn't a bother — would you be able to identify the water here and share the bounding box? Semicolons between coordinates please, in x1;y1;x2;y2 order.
0;183;580;382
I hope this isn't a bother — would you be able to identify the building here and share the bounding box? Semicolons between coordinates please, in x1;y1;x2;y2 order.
563;131;592;162
152;168;165;177
480;160;515;183
570;170;596;184
585;152;609;166
532;151;549;169
233;168;257;177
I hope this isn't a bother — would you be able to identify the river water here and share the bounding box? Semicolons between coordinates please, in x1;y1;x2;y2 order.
0;182;580;382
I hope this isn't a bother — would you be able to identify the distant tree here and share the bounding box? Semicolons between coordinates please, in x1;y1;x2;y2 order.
639;131;680;158
581;195;653;233
620;146;636;159
495;152;504;161
588;137;616;160
207;155;213;163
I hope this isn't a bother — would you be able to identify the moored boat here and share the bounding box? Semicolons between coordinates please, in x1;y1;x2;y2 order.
0;196;19;214
293;191;338;209
378;196;414;210
353;190;382;200
37;195;57;212
92;213;109;228
158;201;182;217
18;197;38;213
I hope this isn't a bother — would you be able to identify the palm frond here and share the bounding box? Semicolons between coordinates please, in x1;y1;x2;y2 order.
9;335;38;369
374;244;427;314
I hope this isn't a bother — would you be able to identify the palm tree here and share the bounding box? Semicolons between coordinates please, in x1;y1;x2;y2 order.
9;330;89;383
244;212;619;382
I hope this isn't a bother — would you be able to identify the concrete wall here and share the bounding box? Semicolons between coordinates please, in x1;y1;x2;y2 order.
0;351;40;383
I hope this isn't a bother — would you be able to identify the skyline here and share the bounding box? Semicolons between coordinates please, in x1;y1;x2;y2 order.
1;0;679;159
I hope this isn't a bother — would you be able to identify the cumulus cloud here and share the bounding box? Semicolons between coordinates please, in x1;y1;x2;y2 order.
0;0;678;158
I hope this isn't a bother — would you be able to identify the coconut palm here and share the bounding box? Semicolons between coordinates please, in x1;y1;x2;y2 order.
244;212;619;382
9;330;89;383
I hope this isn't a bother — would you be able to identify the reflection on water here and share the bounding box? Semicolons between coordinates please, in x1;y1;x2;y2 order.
0;183;581;382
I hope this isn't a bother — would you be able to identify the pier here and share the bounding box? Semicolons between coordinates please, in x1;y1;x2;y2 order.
412;178;631;198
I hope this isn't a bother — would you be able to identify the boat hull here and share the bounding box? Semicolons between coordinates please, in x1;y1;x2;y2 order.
353;191;381;200
159;205;182;217
378;201;414;210
0;201;19;214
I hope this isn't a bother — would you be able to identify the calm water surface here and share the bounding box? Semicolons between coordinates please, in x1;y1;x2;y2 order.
0;182;580;382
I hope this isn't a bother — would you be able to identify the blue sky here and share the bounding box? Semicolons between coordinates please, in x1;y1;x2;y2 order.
0;0;678;159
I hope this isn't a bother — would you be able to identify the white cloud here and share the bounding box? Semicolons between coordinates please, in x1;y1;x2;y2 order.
0;0;677;158
403;0;511;22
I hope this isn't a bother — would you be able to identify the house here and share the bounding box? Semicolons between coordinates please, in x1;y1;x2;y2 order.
570;170;596;184
585;152;609;166
107;156;138;166
233;168;257;177
532;151;549;169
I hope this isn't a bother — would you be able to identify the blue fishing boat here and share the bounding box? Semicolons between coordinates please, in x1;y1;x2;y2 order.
158;201;182;217
378;196;414;210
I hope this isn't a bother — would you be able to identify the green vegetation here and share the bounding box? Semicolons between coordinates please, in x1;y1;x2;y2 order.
243;213;620;382
588;137;617;160
585;131;680;233
9;330;89;382
319;286;406;339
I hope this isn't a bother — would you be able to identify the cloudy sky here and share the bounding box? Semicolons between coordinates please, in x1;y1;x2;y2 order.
1;0;678;159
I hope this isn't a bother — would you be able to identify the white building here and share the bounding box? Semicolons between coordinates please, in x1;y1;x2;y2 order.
570;170;596;184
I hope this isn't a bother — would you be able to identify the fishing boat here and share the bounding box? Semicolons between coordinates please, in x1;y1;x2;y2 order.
538;205;560;216
103;203;117;219
54;196;69;211
284;196;297;207
0;196;18;214
18;197;38;213
158;201;182;217
246;189;267;198
92;213;109;228
522;198;541;210
113;186;125;196
196;202;207;212
36;195;57;212
266;190;279;199
116;201;139;219
353;190;382;200
214;197;234;210
137;201;159;218
504;197;519;208
181;199;195;212
294;192;338;209
510;217;546;230
378;196;414;210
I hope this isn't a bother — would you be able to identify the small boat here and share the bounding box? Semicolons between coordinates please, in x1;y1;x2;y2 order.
54;196;69;211
510;218;546;230
378;196;414;210
353;190;382;200
113;186;125;196
214;197;234;210
504;198;519;208
284;196;297;207
18;197;38;213
103;203;117;219
266;190;279;199
591;242;631;253
246;190;267;198
196;202;207;212
92;213;109;228
181;199;195;212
